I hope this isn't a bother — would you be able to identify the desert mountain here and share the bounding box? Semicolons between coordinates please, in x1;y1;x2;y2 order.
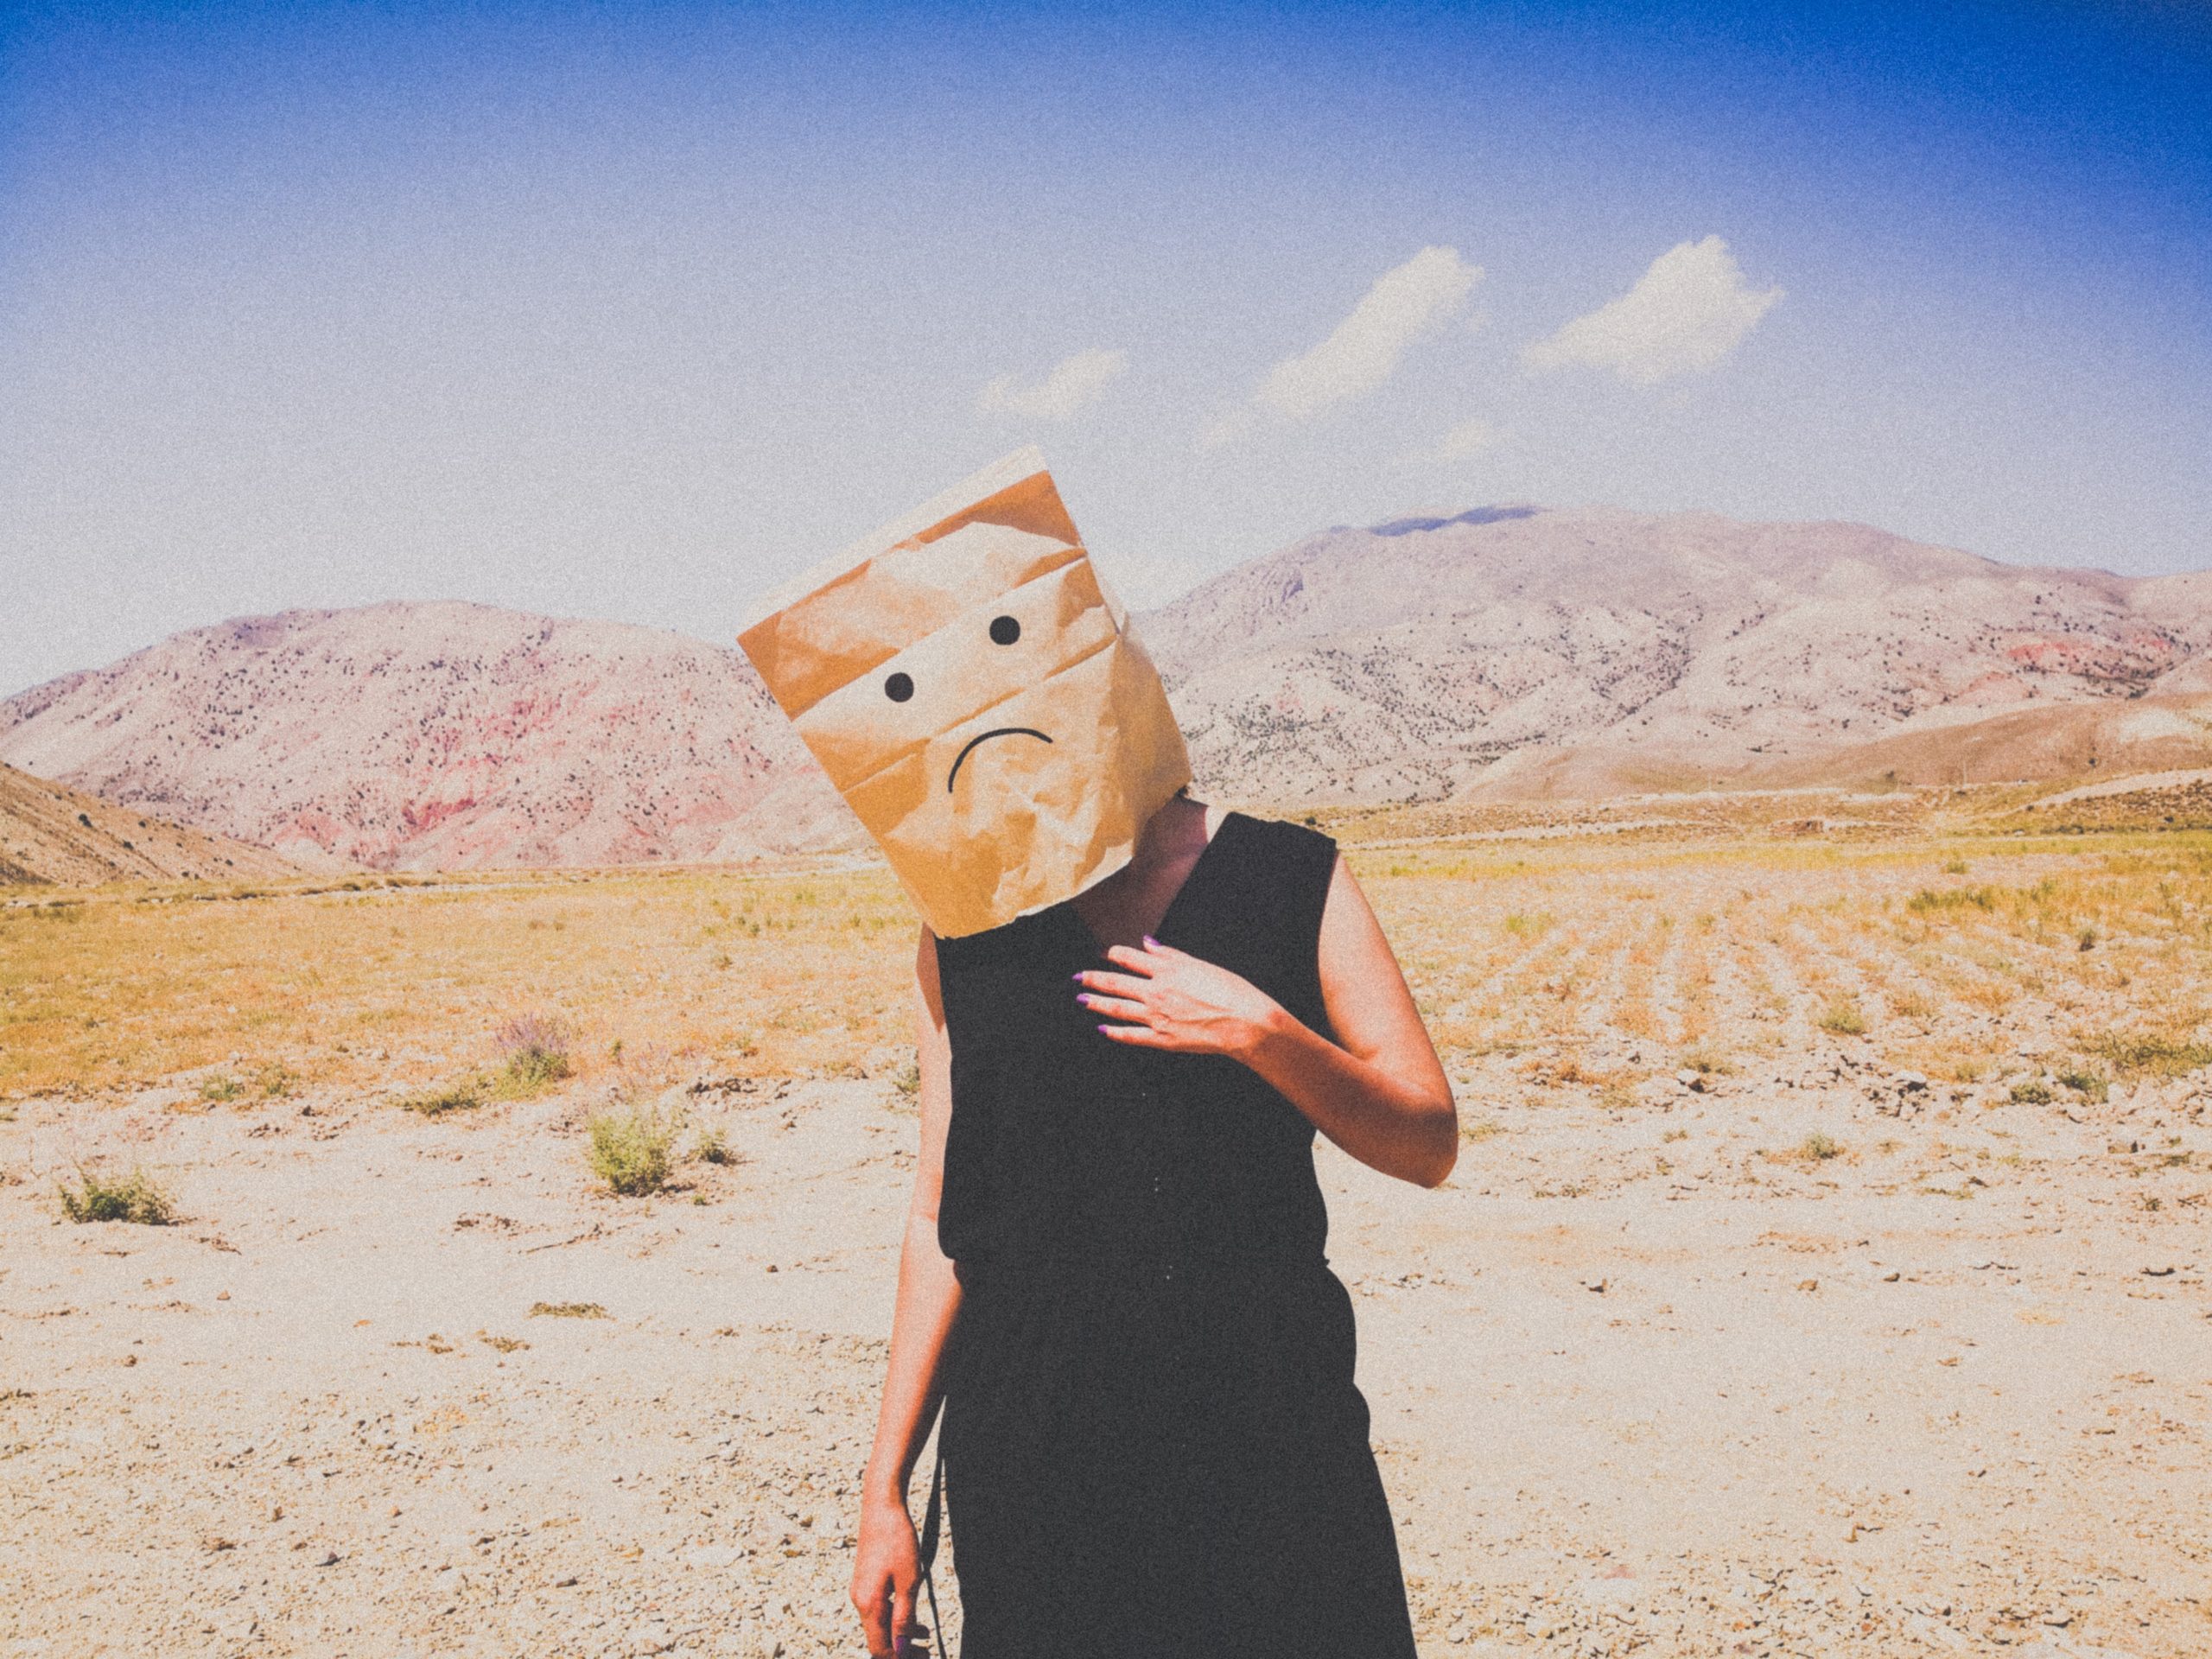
0;603;855;871
0;762;302;887
1141;505;2212;801
8;508;2212;872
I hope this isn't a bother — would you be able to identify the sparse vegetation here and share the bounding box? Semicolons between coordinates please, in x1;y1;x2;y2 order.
1676;1045;1737;1077
1817;997;1867;1036
15;818;2212;1158
2009;1079;2056;1104
2057;1068;2110;1103
588;1103;677;1196
2089;1033;2212;1078
1798;1132;1840;1161
57;1166;175;1225
495;1014;573;1096
398;1077;486;1116
527;1301;608;1319
1909;886;1995;913
692;1126;736;1166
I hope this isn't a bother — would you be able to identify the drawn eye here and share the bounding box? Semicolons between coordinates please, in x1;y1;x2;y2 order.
989;615;1020;646
884;671;914;702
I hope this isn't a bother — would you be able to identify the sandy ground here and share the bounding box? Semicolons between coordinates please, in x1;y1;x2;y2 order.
3;1047;2207;1659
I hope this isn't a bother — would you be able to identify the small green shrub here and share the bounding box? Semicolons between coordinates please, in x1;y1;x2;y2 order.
1817;997;1867;1036
198;1075;242;1103
893;1060;920;1100
528;1301;607;1319
399;1077;486;1116
58;1166;175;1225
2089;1033;2212;1078
1799;1131;1840;1161
2057;1068;2110;1103
495;1014;574;1097
588;1104;676;1196
1677;1045;1738;1077
692;1127;736;1166
2009;1079;2055;1104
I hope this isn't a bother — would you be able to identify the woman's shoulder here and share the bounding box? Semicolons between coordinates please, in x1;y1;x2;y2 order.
1221;809;1338;866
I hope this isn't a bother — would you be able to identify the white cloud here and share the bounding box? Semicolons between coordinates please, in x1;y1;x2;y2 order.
1402;416;1501;465
1208;246;1483;445
977;347;1128;422
1522;236;1782;386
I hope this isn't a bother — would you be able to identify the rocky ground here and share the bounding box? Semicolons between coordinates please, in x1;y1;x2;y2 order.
3;1046;2205;1658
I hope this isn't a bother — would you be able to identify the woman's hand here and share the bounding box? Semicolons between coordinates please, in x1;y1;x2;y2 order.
850;1492;925;1656
1077;937;1289;1060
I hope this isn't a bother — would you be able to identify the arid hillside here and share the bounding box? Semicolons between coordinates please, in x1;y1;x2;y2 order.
0;602;857;871
0;761;302;887
1142;505;2212;803
9;510;2212;871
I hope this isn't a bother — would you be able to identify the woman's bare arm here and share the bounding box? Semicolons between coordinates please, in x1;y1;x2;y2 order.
849;927;963;1657
1077;854;1458;1187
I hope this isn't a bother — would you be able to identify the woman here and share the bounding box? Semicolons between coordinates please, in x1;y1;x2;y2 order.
850;788;1457;1657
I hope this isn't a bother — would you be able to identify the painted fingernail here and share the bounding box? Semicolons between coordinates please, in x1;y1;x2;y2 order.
1097;1023;1112;1033
1142;934;1160;949
1076;993;1091;1006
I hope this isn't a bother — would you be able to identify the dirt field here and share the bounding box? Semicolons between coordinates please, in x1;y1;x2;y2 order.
4;823;2209;1657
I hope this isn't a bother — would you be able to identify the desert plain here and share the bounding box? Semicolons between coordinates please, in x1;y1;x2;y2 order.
3;798;2208;1659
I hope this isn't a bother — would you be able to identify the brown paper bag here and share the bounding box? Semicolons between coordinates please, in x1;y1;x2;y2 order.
738;448;1191;938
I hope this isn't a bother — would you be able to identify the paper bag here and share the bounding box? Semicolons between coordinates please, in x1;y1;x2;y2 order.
738;448;1192;938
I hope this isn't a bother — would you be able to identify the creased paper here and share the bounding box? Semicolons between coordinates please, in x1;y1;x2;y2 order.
739;448;1192;938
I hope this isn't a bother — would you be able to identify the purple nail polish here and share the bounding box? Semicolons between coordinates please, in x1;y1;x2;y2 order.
1143;934;1160;949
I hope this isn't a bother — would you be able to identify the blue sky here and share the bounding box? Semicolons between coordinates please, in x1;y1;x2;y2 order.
3;1;2208;695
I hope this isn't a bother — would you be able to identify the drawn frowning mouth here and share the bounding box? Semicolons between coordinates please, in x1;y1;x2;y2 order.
946;727;1053;792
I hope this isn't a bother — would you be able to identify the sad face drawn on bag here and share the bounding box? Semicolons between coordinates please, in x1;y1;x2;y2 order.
882;609;1052;794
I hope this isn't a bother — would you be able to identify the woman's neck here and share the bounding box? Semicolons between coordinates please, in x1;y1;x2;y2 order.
1072;793;1221;951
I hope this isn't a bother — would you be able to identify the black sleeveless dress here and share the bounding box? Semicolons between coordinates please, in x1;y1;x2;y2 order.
931;812;1419;1658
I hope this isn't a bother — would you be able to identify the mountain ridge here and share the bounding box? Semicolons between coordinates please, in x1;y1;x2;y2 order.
0;600;856;870
1142;505;2209;804
5;505;2211;869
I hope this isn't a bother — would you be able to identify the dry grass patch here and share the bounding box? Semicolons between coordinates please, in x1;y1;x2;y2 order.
397;1077;487;1116
494;1014;573;1096
1816;996;1868;1036
527;1301;608;1319
0;865;914;1098
2088;1033;2212;1078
